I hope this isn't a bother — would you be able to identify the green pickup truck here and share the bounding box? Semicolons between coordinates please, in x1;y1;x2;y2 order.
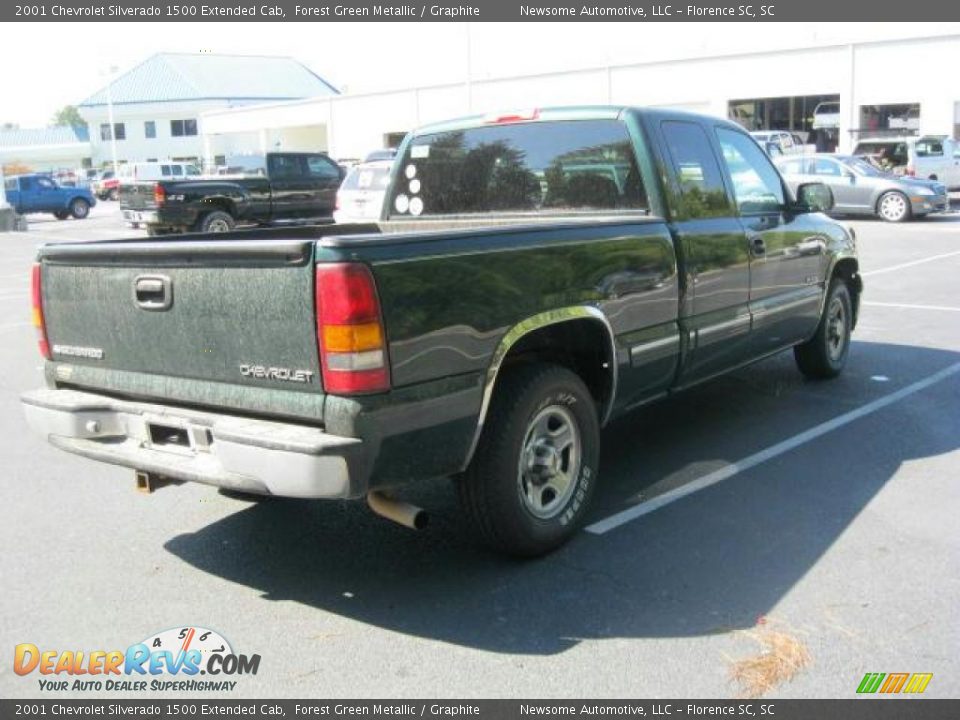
22;107;861;556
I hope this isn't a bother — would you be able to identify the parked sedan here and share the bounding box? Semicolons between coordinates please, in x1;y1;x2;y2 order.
776;153;948;222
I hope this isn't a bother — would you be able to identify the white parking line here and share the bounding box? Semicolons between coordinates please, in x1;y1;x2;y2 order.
585;361;960;535
864;301;960;313
861;249;960;277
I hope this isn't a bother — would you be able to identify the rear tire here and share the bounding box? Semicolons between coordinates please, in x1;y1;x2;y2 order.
457;364;600;557
198;210;235;233
69;198;90;219
876;191;910;222
794;280;852;379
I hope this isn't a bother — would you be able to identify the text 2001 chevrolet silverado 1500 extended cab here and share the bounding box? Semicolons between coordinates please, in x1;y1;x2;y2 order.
22;107;861;556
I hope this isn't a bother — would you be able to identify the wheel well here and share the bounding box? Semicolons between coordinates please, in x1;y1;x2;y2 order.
500;318;614;419
200;199;236;219
832;258;862;326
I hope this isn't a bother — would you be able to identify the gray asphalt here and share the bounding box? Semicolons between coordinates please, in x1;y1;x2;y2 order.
1;203;958;699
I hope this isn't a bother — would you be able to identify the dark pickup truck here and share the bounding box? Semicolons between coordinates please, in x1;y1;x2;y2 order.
119;151;345;235
23;106;861;556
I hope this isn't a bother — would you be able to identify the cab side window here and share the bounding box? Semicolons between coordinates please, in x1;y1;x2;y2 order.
660;120;732;219
715;127;785;214
269;155;306;179
306;155;340;180
812;158;842;177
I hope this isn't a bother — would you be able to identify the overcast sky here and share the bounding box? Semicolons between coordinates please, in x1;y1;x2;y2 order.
3;22;956;127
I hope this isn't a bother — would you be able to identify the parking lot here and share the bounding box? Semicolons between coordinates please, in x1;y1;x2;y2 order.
1;202;958;699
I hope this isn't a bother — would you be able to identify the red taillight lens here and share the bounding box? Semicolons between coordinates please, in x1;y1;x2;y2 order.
31;264;51;360
316;263;389;394
153;183;165;205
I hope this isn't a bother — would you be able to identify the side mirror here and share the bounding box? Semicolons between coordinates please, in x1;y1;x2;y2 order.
796;182;834;213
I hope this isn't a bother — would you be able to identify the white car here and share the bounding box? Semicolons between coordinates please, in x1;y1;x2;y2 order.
853;136;960;190
750;131;802;155
812;101;840;130
334;160;394;223
118;161;202;182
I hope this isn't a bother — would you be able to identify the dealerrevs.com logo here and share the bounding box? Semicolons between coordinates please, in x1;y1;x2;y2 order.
14;626;261;693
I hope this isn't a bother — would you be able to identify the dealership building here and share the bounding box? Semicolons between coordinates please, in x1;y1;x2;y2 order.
200;29;960;163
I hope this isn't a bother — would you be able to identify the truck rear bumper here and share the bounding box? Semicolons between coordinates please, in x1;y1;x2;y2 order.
21;387;362;498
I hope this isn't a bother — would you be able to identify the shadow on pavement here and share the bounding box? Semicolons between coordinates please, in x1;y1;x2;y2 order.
164;341;959;654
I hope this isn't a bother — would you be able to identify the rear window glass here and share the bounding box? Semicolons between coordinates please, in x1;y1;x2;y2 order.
342;165;392;191
388;119;647;218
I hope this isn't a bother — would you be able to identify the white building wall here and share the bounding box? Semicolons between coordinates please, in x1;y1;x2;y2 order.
81;99;235;167
201;33;960;160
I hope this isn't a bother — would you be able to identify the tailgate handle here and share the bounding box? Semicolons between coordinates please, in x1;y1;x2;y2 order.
133;274;172;311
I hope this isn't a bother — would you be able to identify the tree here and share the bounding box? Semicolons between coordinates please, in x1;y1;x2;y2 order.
51;105;86;128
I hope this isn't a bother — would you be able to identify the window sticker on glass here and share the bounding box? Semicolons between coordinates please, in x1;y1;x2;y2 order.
409;179;421;194
411;145;430;159
405;164;418;178
395;194;410;213
409;197;424;216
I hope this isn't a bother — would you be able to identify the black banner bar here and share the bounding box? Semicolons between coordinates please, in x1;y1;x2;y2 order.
3;0;958;22
1;700;958;720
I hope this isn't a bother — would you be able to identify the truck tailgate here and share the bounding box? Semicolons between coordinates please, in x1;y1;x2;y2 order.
38;238;324;416
119;182;156;210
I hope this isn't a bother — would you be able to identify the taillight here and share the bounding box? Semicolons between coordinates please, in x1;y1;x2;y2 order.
905;165;915;177
153;183;165;205
315;263;389;394
31;264;51;360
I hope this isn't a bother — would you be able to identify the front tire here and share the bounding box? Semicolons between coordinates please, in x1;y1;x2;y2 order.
877;191;910;222
457;364;600;557
53;211;70;220
70;198;90;219
794;280;852;379
198;210;235;233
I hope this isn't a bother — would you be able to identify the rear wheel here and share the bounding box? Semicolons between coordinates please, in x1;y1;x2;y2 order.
70;198;90;219
794;280;852;379
198;210;235;233
877;191;910;222
457;364;600;557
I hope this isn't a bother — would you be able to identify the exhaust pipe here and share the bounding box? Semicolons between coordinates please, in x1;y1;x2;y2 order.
367;491;429;530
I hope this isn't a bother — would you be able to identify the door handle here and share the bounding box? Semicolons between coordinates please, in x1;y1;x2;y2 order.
133;274;173;311
748;234;766;256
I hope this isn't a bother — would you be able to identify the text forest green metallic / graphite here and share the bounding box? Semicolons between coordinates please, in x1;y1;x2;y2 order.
22;106;860;525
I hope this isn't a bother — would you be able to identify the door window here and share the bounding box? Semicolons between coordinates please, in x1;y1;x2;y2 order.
660;120;731;219
812;158;843;177
715;127;785;214
269;155;306;179
306;155;341;179
777;158;807;176
36;177;56;190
